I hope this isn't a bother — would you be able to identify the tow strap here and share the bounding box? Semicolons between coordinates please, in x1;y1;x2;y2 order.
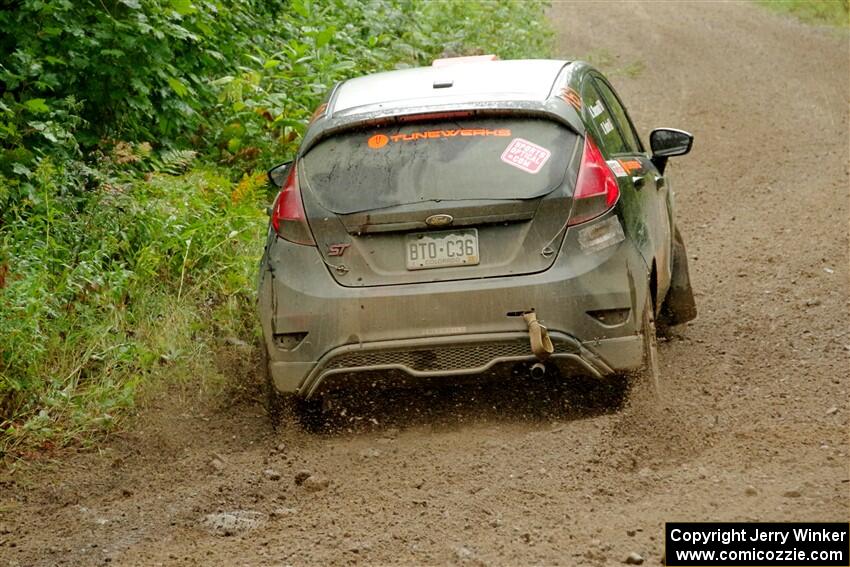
523;311;554;360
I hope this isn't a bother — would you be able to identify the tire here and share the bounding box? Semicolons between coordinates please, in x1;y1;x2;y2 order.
262;342;326;432
631;288;661;400
658;226;697;331
261;341;288;429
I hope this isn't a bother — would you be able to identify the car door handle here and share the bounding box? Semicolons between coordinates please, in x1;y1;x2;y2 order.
654;175;665;189
632;175;646;189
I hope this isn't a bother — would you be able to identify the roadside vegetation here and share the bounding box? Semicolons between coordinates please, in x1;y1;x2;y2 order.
0;0;553;456
758;0;849;27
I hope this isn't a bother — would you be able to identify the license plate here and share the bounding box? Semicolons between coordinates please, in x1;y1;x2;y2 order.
405;229;480;270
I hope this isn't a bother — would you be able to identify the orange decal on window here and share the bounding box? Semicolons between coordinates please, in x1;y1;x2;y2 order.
617;159;642;174
367;128;511;148
557;87;582;111
367;134;389;149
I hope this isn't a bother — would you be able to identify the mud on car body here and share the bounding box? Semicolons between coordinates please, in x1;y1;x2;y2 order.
258;58;697;428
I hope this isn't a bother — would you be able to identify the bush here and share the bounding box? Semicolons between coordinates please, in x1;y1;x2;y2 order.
0;0;287;145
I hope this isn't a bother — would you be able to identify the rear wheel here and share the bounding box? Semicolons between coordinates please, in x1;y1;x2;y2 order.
658;226;697;333
631;288;661;399
261;342;327;432
261;342;288;429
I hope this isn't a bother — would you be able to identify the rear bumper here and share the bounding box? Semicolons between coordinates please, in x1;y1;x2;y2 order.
295;331;643;397
259;213;650;396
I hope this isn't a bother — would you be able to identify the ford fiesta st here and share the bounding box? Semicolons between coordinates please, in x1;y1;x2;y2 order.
258;57;696;428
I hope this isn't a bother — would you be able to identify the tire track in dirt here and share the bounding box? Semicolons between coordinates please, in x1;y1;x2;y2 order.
2;2;848;566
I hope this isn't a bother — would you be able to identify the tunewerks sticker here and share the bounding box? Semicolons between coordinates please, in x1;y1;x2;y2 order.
367;128;511;149
500;138;551;174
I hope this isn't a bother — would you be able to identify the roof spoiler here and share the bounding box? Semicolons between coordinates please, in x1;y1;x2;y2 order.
431;54;499;67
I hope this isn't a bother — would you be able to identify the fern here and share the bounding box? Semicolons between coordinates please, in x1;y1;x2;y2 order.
150;149;197;175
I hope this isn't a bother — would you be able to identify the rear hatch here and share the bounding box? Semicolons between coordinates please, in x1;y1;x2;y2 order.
299;115;580;287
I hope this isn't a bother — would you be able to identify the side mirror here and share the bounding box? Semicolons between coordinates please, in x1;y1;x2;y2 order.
649;128;693;174
650;128;693;157
268;160;293;188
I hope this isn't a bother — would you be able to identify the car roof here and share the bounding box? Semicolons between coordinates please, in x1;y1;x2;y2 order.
330;59;571;118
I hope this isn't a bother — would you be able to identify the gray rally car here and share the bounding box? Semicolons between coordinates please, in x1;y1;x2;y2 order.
258;57;696;428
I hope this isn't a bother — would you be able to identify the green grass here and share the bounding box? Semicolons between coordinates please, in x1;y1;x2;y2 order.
759;0;850;27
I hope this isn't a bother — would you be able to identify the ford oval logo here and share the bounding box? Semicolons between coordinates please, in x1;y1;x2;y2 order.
425;214;453;227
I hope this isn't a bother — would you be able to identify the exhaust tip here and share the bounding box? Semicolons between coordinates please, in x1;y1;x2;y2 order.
530;362;546;379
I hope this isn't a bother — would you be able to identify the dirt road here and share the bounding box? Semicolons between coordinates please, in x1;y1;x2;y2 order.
3;2;848;565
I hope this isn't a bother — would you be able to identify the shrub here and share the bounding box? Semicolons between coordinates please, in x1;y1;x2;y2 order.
0;0;287;145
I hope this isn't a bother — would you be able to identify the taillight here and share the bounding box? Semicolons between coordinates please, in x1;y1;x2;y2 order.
567;137;620;226
270;165;316;245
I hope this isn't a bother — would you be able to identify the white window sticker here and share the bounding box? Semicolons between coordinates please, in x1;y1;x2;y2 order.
589;100;605;118
600;119;615;135
500;138;552;174
606;159;627;177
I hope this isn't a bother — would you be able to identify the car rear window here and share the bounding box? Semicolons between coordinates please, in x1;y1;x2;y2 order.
300;117;577;214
